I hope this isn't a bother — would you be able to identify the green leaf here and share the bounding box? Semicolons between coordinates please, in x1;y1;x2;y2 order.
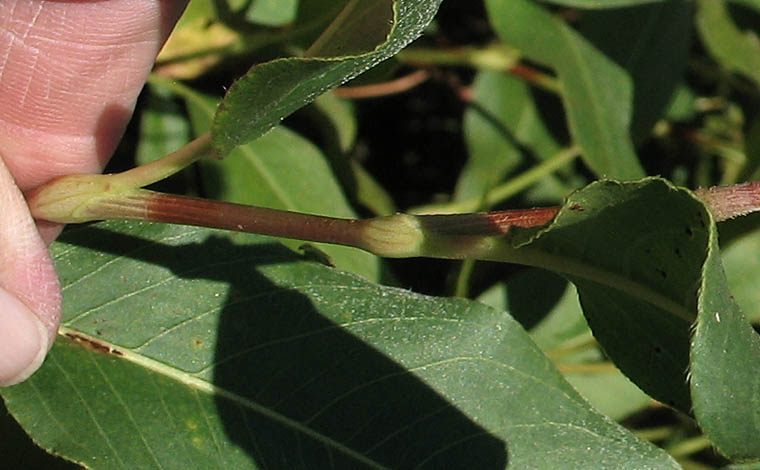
578;1;694;142
305;0;395;58
154;11;242;80
691;221;760;460
211;0;441;156
478;271;652;421
148;77;382;281
665;84;698;122
136;84;192;166
311;92;358;154
485;0;645;180
456;71;561;204
697;0;760;88
498;179;711;413
721;227;760;322
246;0;299;26
1;221;678;469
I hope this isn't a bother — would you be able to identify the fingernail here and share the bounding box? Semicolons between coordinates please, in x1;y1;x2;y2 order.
0;287;49;386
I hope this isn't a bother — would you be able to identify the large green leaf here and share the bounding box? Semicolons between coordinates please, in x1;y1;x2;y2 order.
478;178;760;448
485;0;645;180
211;0;441;156
1;221;678;469
493;179;710;413
578;1;694;142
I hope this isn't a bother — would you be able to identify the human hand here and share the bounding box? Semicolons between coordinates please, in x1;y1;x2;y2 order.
0;0;187;385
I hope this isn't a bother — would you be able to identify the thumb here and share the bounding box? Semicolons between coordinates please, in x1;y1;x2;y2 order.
0;156;59;386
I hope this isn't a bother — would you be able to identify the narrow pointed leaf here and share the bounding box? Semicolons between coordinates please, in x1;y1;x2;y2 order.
485;0;645;180
2;221;678;469
211;0;441;157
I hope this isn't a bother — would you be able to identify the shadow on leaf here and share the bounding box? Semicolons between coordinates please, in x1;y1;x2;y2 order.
57;225;507;469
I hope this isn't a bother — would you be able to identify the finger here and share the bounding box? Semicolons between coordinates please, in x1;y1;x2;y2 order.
0;0;188;384
0;0;188;191
0;155;57;385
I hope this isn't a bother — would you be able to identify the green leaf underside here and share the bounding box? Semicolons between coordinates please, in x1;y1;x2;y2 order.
211;0;442;157
2;221;677;469
503;179;710;412
690;224;760;460
485;0;645;180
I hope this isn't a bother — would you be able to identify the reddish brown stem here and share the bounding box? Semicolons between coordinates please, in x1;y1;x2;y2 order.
140;192;369;248
333;70;430;99
415;207;560;236
694;181;760;221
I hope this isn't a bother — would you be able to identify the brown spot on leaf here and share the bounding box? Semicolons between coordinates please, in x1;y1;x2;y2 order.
65;333;123;356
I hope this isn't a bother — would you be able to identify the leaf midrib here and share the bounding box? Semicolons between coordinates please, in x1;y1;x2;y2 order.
505;246;694;323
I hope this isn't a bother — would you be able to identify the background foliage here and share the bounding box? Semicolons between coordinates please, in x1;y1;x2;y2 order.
4;0;760;468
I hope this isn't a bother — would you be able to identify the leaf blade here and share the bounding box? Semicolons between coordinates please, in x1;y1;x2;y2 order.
211;0;441;156
485;0;645;180
496;179;711;412
2;220;678;469
691;222;760;459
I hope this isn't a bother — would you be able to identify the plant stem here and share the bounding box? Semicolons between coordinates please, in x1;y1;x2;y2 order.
555;362;618;374
485;146;580;206
632;426;675;443
694;180;760;221
412;145;580;214
112;133;215;188
398;45;561;94
453;259;476;298
333;70;429;99
666;435;712;459
143;192;368;248
544;334;597;360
